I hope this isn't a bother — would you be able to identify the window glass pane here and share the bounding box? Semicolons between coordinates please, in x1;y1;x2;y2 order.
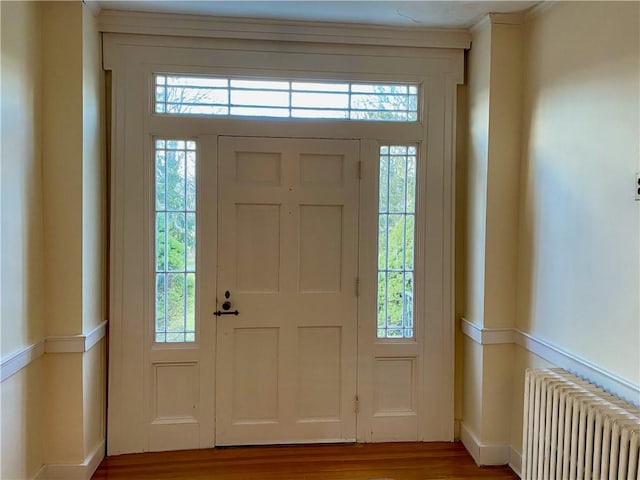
154;74;419;122
230;89;289;107
377;145;417;339
292;82;349;92
292;92;348;109
291;109;348;119
230;106;290;117
155;213;166;271
155;139;197;343
155;150;166;210
231;79;289;90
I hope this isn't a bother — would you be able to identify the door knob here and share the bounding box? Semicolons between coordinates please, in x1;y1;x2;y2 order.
222;300;232;311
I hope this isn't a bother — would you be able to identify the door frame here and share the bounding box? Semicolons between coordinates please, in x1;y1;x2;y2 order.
104;32;462;454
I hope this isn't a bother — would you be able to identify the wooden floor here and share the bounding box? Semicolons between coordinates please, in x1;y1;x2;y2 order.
92;442;518;479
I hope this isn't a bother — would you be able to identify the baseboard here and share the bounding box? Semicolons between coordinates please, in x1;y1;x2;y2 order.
509;446;522;478
36;439;105;480
459;423;510;466
33;465;47;480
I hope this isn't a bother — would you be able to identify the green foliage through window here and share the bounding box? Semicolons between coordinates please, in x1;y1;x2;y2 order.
155;139;196;342
377;145;416;339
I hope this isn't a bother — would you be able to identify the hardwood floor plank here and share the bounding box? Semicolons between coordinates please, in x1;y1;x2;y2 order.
92;442;518;480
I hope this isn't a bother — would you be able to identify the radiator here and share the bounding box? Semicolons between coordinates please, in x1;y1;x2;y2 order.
522;368;640;480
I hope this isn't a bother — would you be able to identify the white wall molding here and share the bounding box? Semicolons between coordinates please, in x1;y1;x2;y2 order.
459;422;511;466
84;321;108;351
460;318;515;345
36;439;105;480
82;0;102;17
523;0;559;23
1;321;108;381
515;329;640;406
459;317;640;406
488;12;525;25
97;10;471;49
509;446;522;478
45;321;108;354
0;341;45;382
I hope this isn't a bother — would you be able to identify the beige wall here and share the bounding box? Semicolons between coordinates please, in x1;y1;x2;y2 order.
1;1;106;477
509;0;640;461
1;2;46;478
82;4;106;333
517;1;640;384
462;16;524;452
42;1;84;338
1;0;44;357
463;0;640;469
464;20;491;329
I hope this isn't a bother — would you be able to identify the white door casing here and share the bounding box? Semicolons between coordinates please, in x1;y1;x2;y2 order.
104;30;462;455
215;137;359;445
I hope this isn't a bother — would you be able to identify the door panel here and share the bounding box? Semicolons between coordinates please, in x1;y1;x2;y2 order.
215;137;359;445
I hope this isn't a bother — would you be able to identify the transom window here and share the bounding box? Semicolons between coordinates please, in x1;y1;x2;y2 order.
154;139;197;343
155;75;418;122
377;145;416;339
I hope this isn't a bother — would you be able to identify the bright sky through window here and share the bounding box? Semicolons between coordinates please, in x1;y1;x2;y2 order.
155;75;419;121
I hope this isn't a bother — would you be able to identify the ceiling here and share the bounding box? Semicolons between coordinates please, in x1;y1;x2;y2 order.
96;1;540;28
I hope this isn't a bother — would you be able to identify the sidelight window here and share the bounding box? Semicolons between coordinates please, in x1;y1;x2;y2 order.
377;145;416;339
154;139;197;343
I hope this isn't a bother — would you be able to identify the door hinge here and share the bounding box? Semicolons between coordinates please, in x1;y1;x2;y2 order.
357;160;362;179
354;395;360;414
355;277;360;297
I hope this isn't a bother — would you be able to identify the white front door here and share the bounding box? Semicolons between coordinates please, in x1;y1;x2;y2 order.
215;137;360;445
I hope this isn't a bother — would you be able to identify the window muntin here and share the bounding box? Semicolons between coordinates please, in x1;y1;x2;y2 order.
154;139;196;343
377;145;417;339
155;75;418;122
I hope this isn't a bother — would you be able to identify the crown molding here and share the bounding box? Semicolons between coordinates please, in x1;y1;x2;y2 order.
83;0;102;17
489;12;525;26
97;10;471;49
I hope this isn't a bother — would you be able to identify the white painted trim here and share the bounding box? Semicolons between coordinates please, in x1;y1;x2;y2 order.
459;317;640;406
460;318;482;343
82;0;101;17
1;322;108;381
45;336;85;354
515;330;640;406
38;439;105;480
523;0;559;22
470;14;491;34
459;422;510;466
33;465;47;480
0;341;45;382
85;321;108;351
488;12;525;25
97;10;471;49
509;446;522;479
45;321;108;354
470;11;525;34
460;318;515;345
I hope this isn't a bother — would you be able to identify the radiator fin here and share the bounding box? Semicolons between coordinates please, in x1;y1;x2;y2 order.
522;368;640;480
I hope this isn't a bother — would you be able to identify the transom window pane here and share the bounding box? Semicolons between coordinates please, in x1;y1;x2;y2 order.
155;75;419;122
377;145;417;339
155;139;196;343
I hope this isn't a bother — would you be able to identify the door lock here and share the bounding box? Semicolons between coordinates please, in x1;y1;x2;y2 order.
214;291;238;316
